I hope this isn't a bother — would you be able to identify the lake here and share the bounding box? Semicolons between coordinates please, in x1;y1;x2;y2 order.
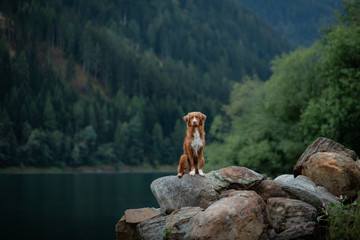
0;172;174;240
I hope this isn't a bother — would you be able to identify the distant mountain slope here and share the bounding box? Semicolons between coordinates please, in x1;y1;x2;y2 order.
0;0;292;168
238;0;341;46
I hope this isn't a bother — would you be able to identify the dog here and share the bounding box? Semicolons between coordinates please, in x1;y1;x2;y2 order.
177;112;206;178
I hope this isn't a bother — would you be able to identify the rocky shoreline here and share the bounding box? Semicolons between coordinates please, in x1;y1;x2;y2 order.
115;137;360;239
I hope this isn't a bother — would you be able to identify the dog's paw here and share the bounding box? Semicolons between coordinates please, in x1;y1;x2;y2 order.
199;169;205;177
189;169;195;176
177;173;183;178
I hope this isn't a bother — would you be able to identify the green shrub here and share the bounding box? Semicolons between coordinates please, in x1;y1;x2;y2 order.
318;194;360;240
163;226;174;240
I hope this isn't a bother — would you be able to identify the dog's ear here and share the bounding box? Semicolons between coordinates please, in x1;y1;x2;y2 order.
200;113;207;122
183;114;189;123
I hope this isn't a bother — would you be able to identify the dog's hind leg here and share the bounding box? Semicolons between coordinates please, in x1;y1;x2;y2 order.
177;154;188;178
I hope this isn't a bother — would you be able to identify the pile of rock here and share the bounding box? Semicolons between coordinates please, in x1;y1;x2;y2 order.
116;137;360;240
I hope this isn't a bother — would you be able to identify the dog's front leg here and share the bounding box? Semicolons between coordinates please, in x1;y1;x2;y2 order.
198;149;205;177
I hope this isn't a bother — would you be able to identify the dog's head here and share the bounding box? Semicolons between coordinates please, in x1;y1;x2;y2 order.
183;112;206;127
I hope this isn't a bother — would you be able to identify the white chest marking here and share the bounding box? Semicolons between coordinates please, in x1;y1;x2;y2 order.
191;127;203;156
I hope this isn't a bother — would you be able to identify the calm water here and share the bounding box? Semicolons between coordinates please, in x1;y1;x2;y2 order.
0;172;174;240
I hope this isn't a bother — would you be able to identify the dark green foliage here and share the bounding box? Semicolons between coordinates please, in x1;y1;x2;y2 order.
43;96;57;131
0;38;12;101
301;0;360;152
163;226;174;240
152;123;164;166
207;0;360;177
238;0;341;46
0;0;292;168
318;195;360;240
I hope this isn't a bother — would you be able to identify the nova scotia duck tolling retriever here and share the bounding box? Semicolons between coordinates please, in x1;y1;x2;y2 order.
177;112;206;178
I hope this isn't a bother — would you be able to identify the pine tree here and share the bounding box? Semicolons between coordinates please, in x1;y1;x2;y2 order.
127;114;144;165
43;96;57;131
114;121;129;164
171;119;185;158
71;145;82;166
88;103;97;129
13;51;30;87
0;110;18;167
0;38;12;100
21;121;32;144
73;99;86;129
65;54;76;82
152;122;164;166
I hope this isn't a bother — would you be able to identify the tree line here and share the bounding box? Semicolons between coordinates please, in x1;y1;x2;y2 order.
0;0;291;168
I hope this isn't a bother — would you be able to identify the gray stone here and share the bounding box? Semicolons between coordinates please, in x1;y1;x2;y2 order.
134;207;203;240
116;215;139;240
167;207;203;240
272;222;315;240
137;215;168;240
281;175;338;210
273;174;294;184
267;197;317;233
206;166;265;192
255;180;290;202
116;208;161;240
151;174;218;214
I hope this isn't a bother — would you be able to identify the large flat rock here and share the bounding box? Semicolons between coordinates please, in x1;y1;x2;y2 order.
206;166;265;192
150;175;218;214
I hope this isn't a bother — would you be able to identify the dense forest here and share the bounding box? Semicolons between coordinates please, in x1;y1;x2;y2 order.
207;0;360;177
0;0;292;168
238;0;341;46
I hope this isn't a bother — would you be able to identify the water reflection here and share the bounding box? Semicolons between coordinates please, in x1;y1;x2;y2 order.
0;172;174;240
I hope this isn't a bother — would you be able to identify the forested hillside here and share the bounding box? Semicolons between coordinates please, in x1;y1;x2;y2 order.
0;0;292;168
238;0;341;46
207;0;360;177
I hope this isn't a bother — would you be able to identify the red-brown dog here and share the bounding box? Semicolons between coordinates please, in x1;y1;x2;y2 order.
177;112;206;178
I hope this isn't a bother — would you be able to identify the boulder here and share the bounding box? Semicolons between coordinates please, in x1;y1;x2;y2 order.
266;197;317;234
302;152;360;198
167;207;203;240
206;166;265;192
190;191;267;240
136;207;203;240
293;137;357;177
124;208;161;224
255;180;290;202
150;174;218;214
137;215;168;240
115;208;161;240
273;174;294;184
115;216;137;240
116;157;360;239
219;189;238;198
271;222;315;240
281;175;338;210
